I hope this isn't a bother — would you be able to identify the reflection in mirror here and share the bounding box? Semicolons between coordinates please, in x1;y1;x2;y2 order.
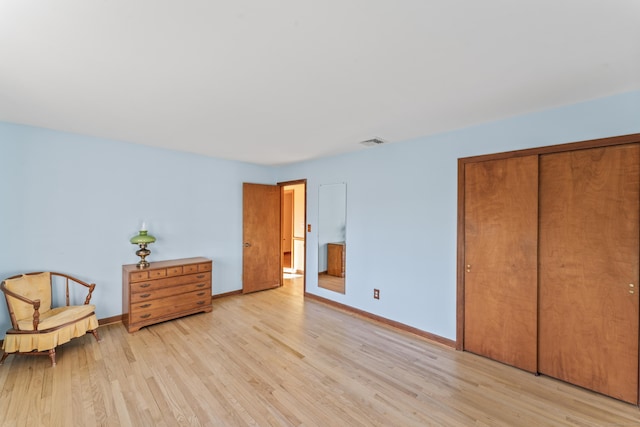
318;183;346;293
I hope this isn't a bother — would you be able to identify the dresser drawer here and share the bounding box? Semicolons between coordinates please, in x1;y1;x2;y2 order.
129;291;210;323
130;281;210;304
183;264;197;274
129;271;149;282
198;263;212;272
130;272;211;293
167;266;183;276
148;269;167;279
131;288;210;315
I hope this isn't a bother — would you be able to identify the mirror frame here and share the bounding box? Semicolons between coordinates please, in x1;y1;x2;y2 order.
318;183;346;293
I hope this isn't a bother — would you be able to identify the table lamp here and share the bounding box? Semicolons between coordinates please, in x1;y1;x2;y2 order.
130;221;156;269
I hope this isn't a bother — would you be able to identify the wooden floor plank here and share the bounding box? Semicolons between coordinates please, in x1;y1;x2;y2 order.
1;276;639;426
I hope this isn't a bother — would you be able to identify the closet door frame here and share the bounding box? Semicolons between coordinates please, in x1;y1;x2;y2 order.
456;133;640;396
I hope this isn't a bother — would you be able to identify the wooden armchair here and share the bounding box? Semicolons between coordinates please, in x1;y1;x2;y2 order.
0;272;100;366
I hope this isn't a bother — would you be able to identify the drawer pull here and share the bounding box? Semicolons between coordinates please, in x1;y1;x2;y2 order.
140;314;151;319
197;301;205;305
140;283;151;288
197;283;206;288
197;292;205;296
197;274;205;279
139;304;151;308
140;293;151;298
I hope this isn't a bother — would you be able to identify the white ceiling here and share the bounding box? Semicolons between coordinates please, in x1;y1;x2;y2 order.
1;1;639;165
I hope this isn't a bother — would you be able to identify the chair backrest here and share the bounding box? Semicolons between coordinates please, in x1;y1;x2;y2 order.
3;272;52;321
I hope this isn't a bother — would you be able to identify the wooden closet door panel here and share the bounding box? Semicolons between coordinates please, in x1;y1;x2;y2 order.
539;144;639;404
464;155;539;372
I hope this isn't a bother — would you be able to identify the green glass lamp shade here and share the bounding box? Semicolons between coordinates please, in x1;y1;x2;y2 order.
130;230;156;245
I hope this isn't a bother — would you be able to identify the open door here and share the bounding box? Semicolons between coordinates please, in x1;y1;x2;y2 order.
242;183;281;293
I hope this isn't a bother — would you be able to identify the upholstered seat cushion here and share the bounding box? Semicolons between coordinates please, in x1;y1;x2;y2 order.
16;304;96;331
2;313;98;353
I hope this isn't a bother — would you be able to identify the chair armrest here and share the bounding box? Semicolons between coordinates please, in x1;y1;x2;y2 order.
84;283;96;305
49;272;96;305
0;281;42;330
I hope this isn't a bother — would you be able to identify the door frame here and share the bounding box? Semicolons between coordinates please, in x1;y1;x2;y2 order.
456;133;640;401
278;179;307;294
282;189;294;269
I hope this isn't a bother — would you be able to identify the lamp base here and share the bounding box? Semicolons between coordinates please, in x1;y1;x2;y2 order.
135;244;151;269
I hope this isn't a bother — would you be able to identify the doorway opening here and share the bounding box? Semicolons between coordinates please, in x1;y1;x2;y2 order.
280;180;306;293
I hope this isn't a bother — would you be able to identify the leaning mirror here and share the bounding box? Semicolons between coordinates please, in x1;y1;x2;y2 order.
318;183;346;293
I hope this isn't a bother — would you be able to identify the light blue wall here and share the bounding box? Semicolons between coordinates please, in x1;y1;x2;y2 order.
0;139;21;272
0;123;275;336
277;90;640;341
1;90;639;341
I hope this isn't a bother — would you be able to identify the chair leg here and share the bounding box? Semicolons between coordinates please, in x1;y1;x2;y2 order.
90;329;101;342
0;351;8;365
48;349;56;367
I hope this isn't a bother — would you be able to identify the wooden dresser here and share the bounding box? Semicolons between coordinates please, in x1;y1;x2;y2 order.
327;242;345;277
122;257;212;333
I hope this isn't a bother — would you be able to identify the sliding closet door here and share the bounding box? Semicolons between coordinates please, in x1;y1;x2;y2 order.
539;144;639;404
464;155;538;372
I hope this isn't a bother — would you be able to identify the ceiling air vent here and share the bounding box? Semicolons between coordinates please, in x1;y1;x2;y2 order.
359;138;386;147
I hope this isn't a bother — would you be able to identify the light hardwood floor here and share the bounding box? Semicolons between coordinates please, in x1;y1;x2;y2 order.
1;277;639;426
317;272;345;294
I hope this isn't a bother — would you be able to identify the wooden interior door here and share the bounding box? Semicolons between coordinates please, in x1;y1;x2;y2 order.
243;183;281;294
464;155;539;372
539;144;639;404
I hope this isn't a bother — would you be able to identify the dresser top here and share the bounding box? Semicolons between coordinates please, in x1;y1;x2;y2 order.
123;256;211;272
